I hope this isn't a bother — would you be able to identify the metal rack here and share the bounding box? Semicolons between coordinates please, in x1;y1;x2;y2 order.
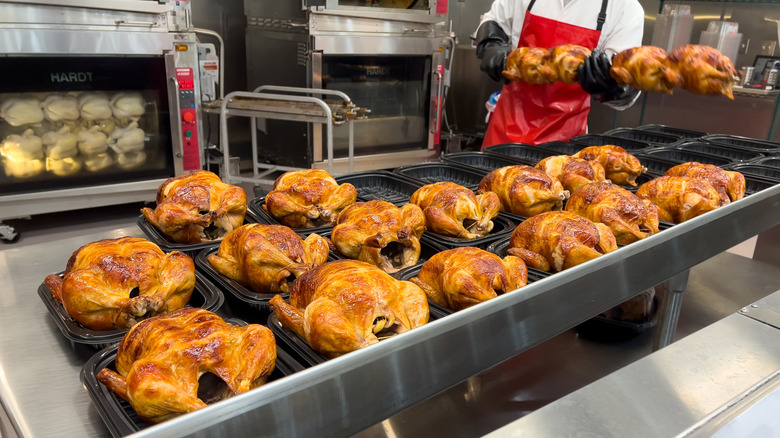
210;86;368;186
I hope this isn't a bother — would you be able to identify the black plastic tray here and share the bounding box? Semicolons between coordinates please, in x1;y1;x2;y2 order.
744;175;778;195
576;298;660;341
536;141;582;155
336;170;422;206
728;164;780;182
702;134;780;154
440;152;534;172
604;128;681;145
676;141;764;162
639;147;733;167
420;214;517;251
756;157;780;167
247;196;333;237
394;262;550;316
81;333;304;437
636;124;707;139
483;143;559;165
38;272;224;349
633;154;680;176
393;162;486;191
570;134;656;151
136;211;259;257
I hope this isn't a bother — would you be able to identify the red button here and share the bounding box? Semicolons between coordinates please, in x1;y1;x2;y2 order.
183;112;194;123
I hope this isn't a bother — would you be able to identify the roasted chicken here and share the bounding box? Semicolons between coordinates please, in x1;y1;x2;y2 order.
268;260;429;358
549;44;592;85
141;171;247;244
477;165;568;217
535;155;607;192
610;46;682;94
566;182;660;244
410;247;528;311
263;169;357;228
503;47;557;84
409;182;501;239
667;44;737;99
636;176;727;223
207;223;329;294
331;200;425;273
43;237;195;330
508;210;618;272
573;145;646;186
665;162;745;203
96;308;276;424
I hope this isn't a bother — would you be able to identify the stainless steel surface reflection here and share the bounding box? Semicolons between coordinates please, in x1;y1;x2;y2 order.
0;227;141;438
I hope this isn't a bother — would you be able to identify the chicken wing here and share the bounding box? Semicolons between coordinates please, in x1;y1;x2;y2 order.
667;44;737;99
573;145;646;186
409;182;501;239
636;175;727;223
478;165;568;217
664;162;745;203
535;155;607;192
264;169;357;228
610;46;682;94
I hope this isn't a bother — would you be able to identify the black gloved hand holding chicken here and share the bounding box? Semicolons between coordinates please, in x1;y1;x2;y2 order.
475;21;512;83
579;49;640;106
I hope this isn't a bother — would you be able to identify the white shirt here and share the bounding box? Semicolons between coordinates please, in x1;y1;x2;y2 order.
480;0;645;55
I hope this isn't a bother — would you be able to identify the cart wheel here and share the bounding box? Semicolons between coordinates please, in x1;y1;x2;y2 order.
0;224;20;243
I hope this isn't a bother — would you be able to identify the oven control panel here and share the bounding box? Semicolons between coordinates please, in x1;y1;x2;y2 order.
176;67;200;170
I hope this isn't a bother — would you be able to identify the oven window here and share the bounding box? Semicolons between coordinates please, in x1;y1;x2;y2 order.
337;0;430;11
322;55;431;155
0;57;174;195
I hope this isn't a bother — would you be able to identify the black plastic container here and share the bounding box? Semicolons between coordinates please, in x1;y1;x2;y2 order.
676;140;764;162
394;262;551;316
336;170;422;206
136;211;260;258
604;128;681;145
38;272;224;350
570;134;656;151
744;175;778;195
247;196;333;237
393;162;486;191
536;141;582;155
81;337;304;437
576;298;660;341
420;214;517;251
639;147;733;167
728;164;780;182
483;143;559;165
633;154;680;176
440;152;534;172
636;124;707;139
702;134;780;154
756;157;780;167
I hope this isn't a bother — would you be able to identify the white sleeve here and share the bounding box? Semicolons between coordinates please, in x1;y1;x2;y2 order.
479;0;517;39
598;0;645;55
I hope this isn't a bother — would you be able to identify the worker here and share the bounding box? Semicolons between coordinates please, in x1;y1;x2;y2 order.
475;0;645;147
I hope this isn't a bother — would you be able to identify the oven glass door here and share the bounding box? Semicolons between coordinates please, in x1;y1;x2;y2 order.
335;0;431;11
321;54;432;156
0;56;174;196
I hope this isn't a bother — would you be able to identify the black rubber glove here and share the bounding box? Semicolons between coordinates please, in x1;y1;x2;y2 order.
579;49;639;105
475;21;511;83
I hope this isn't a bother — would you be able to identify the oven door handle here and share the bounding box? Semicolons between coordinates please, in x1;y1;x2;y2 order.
430;70;444;134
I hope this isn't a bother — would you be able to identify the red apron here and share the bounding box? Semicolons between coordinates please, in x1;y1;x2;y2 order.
483;0;607;147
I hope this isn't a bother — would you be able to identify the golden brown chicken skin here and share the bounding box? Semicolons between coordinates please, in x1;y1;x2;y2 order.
331;200;425;273
664;162;745;203
263;169;357;228
566;182;660;244
535;155;607;192
141;170;246;244
96;308;276;424
478;165;568;217
508;210;618;272
636;176;727;223
409;182;501;239
44;237;195;330
411;247;528;311
503;47;558;84
667;44;737;99
573;145;646;186
207;223;329;294
610;46;682;94
549;44;592;85
268;260;429;358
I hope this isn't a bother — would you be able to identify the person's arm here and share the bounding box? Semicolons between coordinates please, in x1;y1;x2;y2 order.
474;0;518;82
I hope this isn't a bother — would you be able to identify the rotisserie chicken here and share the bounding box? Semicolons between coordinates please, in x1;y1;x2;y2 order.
268;259;429;358
96;308;276;424
207;223;329;294
411;247;528;311
667;44;737;99
636;176;727;223
508;210;617;272
43;237;196;330
263;169;357;228
409;182;501;239
573;145;646;186
664;162;745;203
477;165;568;217
331;200;425;273
549;44;592;85
535;155;607;192
610;46;682;94
566;182;660;244
503;47;557;84
141;170;247;243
